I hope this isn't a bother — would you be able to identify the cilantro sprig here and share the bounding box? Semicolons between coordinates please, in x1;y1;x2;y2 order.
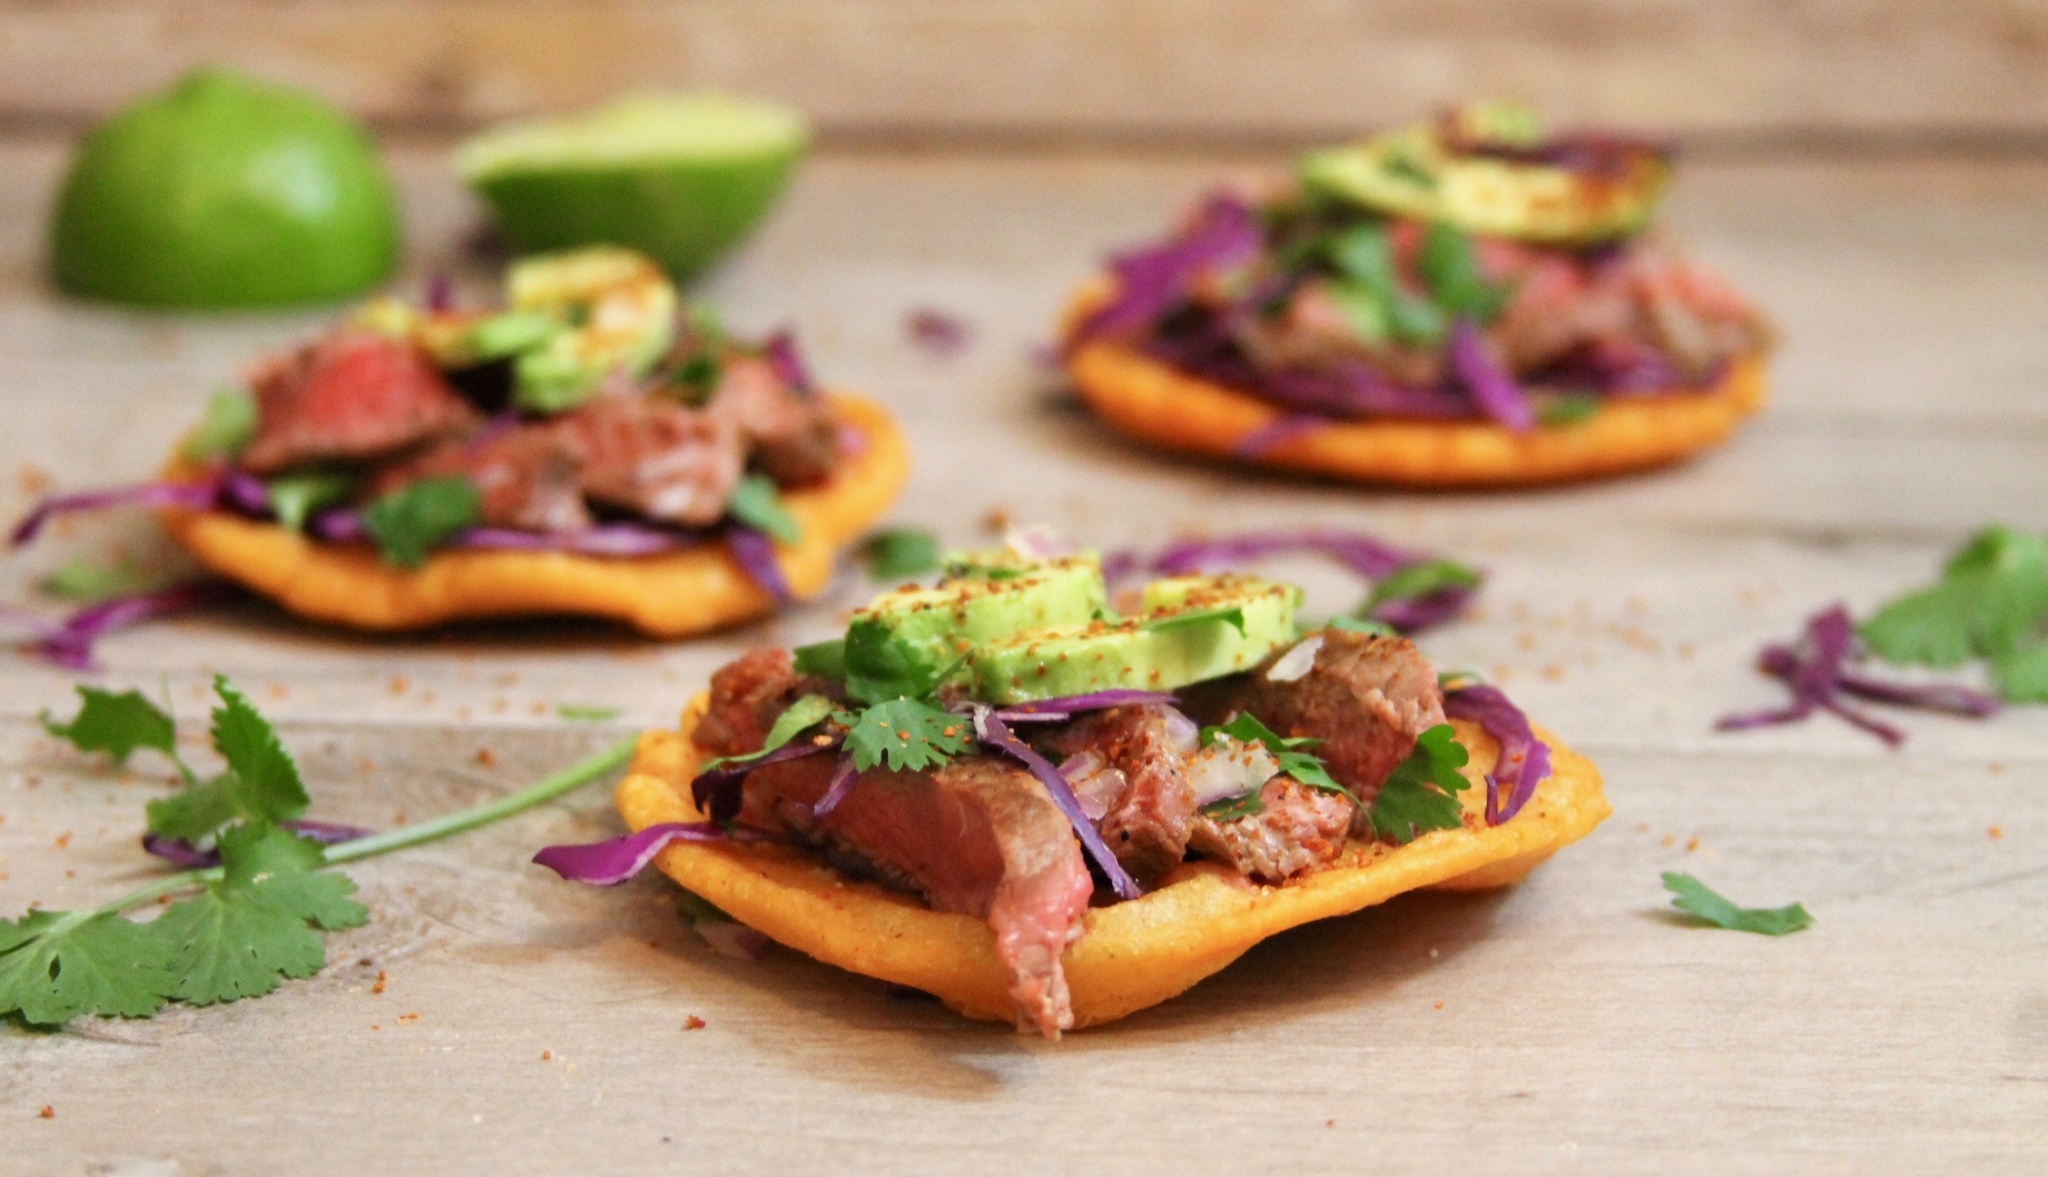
859;528;942;580
1200;713;1345;798
726;474;802;544
1861;525;2048;701
1365;724;1472;844
6;681;635;1027
834;698;974;773
362;476;482;568
1661;872;1813;936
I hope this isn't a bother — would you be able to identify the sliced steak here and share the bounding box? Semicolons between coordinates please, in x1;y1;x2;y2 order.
553;393;745;527
368;423;590;532
1187;777;1354;883
1182;629;1445;806
736;753;1092;1038
691;648;839;760
1039;703;1200;882
708;354;840;486
243;331;481;474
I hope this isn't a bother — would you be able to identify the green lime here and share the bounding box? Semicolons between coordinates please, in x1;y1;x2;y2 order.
457;93;809;282
50;68;399;309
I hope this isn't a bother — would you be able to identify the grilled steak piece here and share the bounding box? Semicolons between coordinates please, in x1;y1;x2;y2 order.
708;354;840;486
242;331;482;474
735;753;1092;1039
1182;630;1445;806
1039;703;1200;882
368;423;590;532
692;648;839;760
1187;777;1354;883
553;393;745;527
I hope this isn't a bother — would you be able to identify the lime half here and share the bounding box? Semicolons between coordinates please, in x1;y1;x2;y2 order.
51;69;400;309
457;94;809;281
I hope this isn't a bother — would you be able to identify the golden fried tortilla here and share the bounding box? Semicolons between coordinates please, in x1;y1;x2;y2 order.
1067;338;1765;487
158;394;908;637
615;693;1610;1030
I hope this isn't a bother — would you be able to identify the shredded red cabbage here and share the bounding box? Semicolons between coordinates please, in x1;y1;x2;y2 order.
22;581;238;671
988;689;1179;723
220;469;272;517
1717;605;2000;746
11;479;223;546
691;737;839;824
142;818;374;868
1072;195;1262;346
1370;584;1481;633
809;754;862;818
1143;320;1471;421
531;821;753;886
1442;683;1552;824
760;329;815;396
456;524;690;557
725;526;793;604
906;308;973;357
1231;414;1324;459
1447;318;1537;432
972;706;1143;901
309;509;367;543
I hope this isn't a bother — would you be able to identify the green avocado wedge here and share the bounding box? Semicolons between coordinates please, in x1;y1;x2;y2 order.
457;94;810;282
51;69;399;310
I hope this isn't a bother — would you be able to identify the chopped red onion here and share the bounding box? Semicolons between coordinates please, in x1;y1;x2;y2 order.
906;308;973;357
455;524;689;557
1447;318;1536;433
1003;524;1075;561
1718;605;1999;746
972;706;1143;901
1232;414;1324;459
1184;737;1281;807
1071;195;1263;346
532;822;748;886
760;329;815;395
988;689;1178;723
1147;529;1417;581
26;581;238;671
1370;583;1481;633
11;478;224;546
725;526;792;604
1443;683;1552;824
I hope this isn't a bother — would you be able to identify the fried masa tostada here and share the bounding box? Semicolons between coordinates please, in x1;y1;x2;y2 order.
1060;102;1771;487
15;246;908;636
588;549;1610;1034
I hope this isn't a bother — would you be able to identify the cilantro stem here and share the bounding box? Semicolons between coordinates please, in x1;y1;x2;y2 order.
323;736;637;866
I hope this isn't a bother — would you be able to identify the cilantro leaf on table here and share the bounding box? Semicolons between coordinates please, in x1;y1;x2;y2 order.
1200;712;1346;795
181;388;257;462
43;686;180;770
557;703;624;722
1366;724;1471;844
147;678;312;842
702;695;840;772
151;825;367;1006
1861;525;2048;669
860;528;941;580
1661;872;1812;936
362;476;482;569
0;910;174;1024
1991;642;2048;703
726;474;802;545
1142;605;1247;635
837;698;974;773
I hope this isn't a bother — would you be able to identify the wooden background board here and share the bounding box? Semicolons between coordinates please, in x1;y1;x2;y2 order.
5;1;2048;148
0;140;2044;1173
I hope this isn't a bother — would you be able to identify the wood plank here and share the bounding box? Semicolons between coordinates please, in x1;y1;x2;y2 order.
3;1;2048;144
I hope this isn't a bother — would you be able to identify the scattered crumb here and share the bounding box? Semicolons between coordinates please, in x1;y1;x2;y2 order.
265;683;288;700
1677;642;1696;661
1517;631;1538;651
1991;763;2006;775
39;1106;54;1119
371;1024;381;1031
1433;1001;1444;1010
1541;665;1565;682
358;957;374;967
19;463;52;497
53;832;70;850
1685;836;1701;853
541;1050;553;1061
1661;834;1676;848
1325;1119;1335;1128
1637;822;1652;833
980;507;1013;534
493;672;519;687
357;758;376;775
683;1015;707;1031
475;747;497;768
373;971;388;995
393;812;407;826
398;1012;419;1024
1989;826;2004;840
489;698;508;715
388;675;409;694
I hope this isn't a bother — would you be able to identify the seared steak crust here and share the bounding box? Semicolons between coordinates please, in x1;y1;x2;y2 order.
243;332;481;474
1040;703;1199;883
692;648;839;760
1187;777;1354;884
708;354;840;486
369;424;591;532
552;393;745;527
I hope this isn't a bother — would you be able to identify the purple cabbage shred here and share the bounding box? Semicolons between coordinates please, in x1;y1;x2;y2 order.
142;818;374;868
11;479;224;546
1071;195;1262;347
760;329;816;396
1447;318;1537;433
906;308;973;357
20;581;238;671
972;706;1144;901
531;822;746;887
1442;683;1552;825
725;526;793;605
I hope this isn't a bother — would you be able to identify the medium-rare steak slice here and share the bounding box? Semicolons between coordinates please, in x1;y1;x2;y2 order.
1184;629;1445;806
243;331;481;474
708;354;840;486
1039;703;1200;883
553;393;744;527
1187;777;1353;883
368;423;590;532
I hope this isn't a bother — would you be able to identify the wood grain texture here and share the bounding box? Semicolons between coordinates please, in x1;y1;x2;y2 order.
4;1;2048;145
0;143;2044;1172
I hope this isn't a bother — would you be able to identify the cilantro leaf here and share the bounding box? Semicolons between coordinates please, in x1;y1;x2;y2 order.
150;824;366;1006
838;698;974;773
1417;222;1514;323
702;695;839;771
726;474;802;544
1367;559;1484;612
860;528;941;579
793;638;848;681
39;556;165;603
209;677;308;823
1200;790;1267;822
362;476;482;568
43;686;178;767
1200;712;1346;795
1327;224;1446;345
265;472;356;533
1366;724;1471;844
1142;605;1247;635
1661;872;1812;936
842;618;957;705
1992;641;2048;703
181;388;257;462
145;777;244;843
1861;525;2048;669
557;703;624;722
1534;391;1602;427
0;910;174;1025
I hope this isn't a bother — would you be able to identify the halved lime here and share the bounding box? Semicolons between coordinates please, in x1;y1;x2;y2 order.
457;94;809;282
50;68;400;309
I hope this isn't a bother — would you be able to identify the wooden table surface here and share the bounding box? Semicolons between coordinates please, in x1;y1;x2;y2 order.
1;141;2044;1175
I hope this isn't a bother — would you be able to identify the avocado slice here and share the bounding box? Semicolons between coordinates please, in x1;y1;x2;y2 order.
1301;126;1670;247
503;247;679;413
840;554;1109;701
969;574;1301;704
